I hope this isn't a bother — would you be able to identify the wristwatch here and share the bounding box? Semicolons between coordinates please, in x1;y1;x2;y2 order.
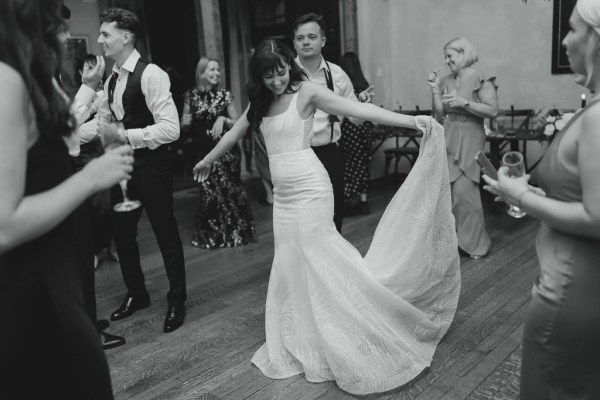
464;100;471;108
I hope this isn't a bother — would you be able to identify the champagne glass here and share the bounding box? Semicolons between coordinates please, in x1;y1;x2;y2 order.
99;115;141;212
502;151;527;218
441;85;457;110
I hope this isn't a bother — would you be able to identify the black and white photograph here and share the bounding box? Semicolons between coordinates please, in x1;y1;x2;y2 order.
2;0;600;399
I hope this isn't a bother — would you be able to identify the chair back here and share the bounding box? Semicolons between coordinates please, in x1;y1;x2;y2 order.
493;106;535;131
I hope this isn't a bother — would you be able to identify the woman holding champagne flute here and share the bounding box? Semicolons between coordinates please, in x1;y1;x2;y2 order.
427;37;499;259
484;0;600;396
0;0;133;397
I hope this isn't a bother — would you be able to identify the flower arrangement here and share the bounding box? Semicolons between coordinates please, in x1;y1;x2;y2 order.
536;109;575;138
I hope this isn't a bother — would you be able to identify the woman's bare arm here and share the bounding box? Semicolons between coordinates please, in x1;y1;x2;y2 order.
0;63;133;253
299;82;416;129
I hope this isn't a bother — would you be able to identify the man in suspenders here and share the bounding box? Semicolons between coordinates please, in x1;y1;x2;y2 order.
292;13;373;233
96;8;187;333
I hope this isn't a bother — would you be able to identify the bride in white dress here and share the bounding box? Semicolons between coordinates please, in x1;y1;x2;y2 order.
193;39;461;395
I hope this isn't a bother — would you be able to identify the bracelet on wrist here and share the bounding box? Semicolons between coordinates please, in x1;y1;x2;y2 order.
432;91;441;95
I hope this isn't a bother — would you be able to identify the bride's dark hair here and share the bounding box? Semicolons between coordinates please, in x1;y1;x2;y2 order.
246;39;306;132
0;0;74;140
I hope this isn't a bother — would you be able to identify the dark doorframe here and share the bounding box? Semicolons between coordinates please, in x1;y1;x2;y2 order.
143;0;199;113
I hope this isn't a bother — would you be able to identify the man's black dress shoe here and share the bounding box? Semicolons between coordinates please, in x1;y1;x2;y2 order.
99;330;126;350
163;305;185;333
110;295;150;321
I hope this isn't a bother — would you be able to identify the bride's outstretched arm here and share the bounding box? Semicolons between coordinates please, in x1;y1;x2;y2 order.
193;106;250;181
300;82;417;130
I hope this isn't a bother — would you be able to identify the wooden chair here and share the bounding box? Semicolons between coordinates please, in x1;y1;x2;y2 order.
489;106;535;162
491;106;535;132
485;106;534;214
383;107;431;176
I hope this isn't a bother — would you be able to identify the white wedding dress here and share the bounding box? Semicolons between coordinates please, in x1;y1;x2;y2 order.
251;91;461;395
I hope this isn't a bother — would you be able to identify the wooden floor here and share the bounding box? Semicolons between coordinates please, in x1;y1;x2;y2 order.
96;176;539;400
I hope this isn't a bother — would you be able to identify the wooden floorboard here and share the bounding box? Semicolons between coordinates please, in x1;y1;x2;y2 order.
95;176;539;399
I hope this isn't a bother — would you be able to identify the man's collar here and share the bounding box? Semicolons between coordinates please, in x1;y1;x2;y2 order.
113;49;141;74
295;56;327;75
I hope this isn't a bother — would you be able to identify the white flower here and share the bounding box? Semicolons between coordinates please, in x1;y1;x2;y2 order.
546;115;557;123
562;112;575;123
544;124;556;137
554;119;566;131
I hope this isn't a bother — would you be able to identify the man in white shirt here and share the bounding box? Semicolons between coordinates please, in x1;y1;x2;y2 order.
293;13;373;233
96;8;187;333
60;4;126;350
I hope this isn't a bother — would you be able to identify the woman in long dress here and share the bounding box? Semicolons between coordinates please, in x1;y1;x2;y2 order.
0;1;133;397
180;57;257;249
193;39;461;395
484;1;600;397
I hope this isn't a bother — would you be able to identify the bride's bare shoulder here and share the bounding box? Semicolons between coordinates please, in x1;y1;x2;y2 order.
297;80;320;93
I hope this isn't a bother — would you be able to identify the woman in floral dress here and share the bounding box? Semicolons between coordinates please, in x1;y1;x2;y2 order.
181;57;257;249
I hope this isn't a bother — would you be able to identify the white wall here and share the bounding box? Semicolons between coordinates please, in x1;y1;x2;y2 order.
356;0;584;177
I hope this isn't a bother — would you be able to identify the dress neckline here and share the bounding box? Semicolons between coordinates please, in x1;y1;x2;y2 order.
263;92;298;119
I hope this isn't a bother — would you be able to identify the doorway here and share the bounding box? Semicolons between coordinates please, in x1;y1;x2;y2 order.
247;0;342;61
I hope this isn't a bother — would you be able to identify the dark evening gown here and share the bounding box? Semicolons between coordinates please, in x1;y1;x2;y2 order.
0;135;113;399
520;101;600;399
183;87;257;249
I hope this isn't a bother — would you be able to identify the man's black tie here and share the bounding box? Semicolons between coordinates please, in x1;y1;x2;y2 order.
107;72;118;120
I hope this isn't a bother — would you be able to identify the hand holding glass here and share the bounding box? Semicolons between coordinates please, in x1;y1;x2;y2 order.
99;115;141;212
441;86;458;107
502;151;527;218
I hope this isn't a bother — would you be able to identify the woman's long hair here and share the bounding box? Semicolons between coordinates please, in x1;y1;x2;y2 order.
246;39;306;132
339;52;370;93
195;56;220;92
0;0;74;140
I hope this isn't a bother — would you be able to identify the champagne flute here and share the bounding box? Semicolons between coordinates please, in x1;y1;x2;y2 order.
502;151;527;218
99;115;141;212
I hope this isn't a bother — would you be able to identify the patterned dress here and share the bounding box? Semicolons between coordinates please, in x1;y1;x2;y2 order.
183;87;257;249
338;115;374;201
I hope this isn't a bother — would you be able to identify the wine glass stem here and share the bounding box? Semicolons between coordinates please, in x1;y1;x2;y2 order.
119;180;131;202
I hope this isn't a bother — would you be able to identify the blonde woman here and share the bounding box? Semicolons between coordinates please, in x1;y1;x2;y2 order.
181;57;256;248
428;37;499;259
484;0;600;397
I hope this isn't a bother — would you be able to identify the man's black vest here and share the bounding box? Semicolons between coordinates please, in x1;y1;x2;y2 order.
108;58;169;168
